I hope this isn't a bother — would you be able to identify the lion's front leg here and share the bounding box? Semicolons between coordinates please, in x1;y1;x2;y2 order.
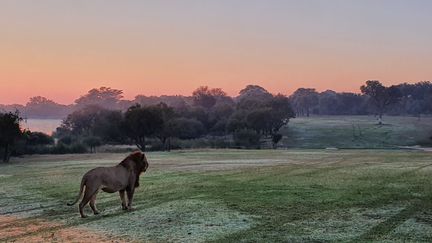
119;190;127;210
134;177;140;188
126;187;135;210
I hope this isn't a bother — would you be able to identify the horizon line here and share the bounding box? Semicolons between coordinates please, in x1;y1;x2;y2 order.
1;80;430;106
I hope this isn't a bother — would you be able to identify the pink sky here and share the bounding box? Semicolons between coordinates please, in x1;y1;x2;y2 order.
1;1;431;105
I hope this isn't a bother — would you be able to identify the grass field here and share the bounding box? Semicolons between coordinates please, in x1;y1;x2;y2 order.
281;116;432;149
1;149;432;242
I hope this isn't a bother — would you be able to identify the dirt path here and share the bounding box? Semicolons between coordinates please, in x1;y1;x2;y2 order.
399;146;432;152
0;216;126;243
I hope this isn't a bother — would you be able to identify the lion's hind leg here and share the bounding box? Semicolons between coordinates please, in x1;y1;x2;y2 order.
90;194;100;215
79;186;99;218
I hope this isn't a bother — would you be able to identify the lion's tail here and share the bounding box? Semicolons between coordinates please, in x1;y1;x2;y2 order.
67;177;86;206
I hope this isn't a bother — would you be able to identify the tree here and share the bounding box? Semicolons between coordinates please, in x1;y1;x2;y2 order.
0;104;25;114
122;105;164;151
226;110;249;133
19;131;55;155
245;95;295;137
337;93;368;115
360;80;401;124
238;85;273;100
25;96;70;118
83;136;102;153
23;131;54;146
0;111;23;162
133;95;190;110
246;109;273;135
233;129;261;148
267;94;296;134
56;105;125;152
166;118;205;140
208;103;234;136
152;103;176;151
394;81;432;117
271;133;283;149
183;106;211;130
61;105;104;136
75;87;123;110
91;110;125;144
237;85;273;110
228;94;294;148
290;88;319;117
317;90;339;115
192;86;227;109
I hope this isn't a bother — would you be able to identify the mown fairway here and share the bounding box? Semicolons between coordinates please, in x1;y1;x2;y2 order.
280;116;432;149
1;149;432;242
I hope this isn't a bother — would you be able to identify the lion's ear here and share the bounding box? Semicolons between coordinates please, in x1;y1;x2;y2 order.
141;153;145;162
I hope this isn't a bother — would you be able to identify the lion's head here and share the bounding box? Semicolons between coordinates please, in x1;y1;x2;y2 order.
120;151;149;174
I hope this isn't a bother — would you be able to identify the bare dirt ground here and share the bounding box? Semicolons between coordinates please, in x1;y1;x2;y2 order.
0;216;126;243
399;145;432;152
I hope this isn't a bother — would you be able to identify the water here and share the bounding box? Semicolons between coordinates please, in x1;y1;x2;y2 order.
21;119;63;135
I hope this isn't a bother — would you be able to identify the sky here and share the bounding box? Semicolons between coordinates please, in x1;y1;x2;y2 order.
1;0;432;105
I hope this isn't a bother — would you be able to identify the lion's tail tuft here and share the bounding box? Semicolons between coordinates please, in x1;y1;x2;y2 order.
67;177;85;206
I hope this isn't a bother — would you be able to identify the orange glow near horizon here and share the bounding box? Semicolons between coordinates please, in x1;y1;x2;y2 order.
1;61;429;105
1;47;429;105
1;1;431;105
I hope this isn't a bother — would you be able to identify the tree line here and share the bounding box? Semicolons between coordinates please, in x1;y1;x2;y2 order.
290;81;432;119
1;80;432;162
0;85;295;161
1;81;432;119
54;85;295;152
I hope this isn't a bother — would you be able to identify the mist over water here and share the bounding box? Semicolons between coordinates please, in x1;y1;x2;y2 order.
21;119;62;135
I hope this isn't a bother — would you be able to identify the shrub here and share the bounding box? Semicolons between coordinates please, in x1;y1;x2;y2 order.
51;142;87;154
272;133;283;148
233;129;261;149
83;136;102;153
24;131;54;146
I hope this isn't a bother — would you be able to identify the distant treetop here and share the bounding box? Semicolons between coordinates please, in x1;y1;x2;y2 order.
74;87;124;110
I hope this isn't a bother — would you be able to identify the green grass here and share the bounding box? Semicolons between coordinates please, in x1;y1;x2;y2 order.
281;115;432;148
1;149;432;242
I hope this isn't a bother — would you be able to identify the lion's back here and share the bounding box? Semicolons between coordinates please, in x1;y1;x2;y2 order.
83;166;128;186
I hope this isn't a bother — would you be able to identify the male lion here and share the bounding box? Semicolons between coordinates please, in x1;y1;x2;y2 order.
67;151;149;218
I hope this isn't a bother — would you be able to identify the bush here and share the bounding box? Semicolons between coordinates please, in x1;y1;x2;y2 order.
167;118;206;140
24;131;54;146
272;133;283;148
83;136;102;153
51;142;87;154
233;129;261;149
69;143;88;153
148;139;164;151
21;145;53;155
97;145;136;153
208;137;231;148
58;135;74;145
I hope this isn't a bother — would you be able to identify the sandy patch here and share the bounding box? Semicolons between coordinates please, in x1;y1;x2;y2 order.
0;216;127;243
